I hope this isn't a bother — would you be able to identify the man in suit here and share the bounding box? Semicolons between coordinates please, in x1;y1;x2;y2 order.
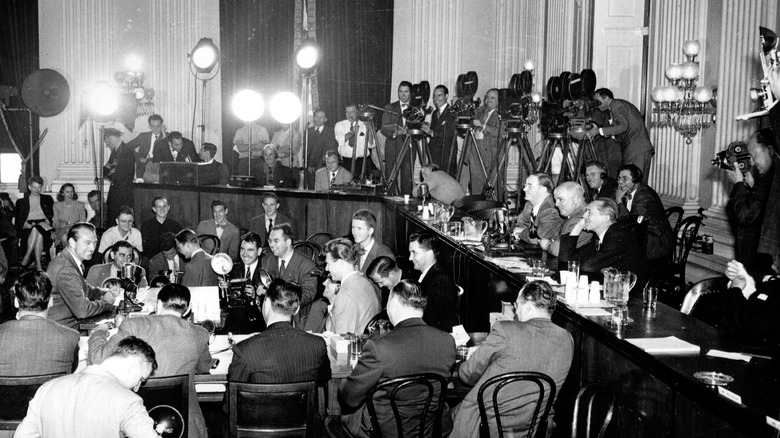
0;271;79;376
616;164;674;266
248;192;296;246
140;195;182;258
315;150;353;191
148;232;186;283
588;88;654;179
219;232;266;333
197;199;240;260
567;198;649;296
409;231;459;332
152;131;200;163
584;160;618;202
127;113;165;177
47;223;116;329
103;127;136;222
250;144;296;188
413;164;466;205
469;88;501;196
198;142;230;185
15;337;159;438
425;85;458;176
326;279;455;438
381;82;414;194
336;103;375;181
176;228;218;287
261;224;317;327
98;205;143;254
353;209;393;304
513;172;564;244
539;182;592;264
451;281;574;438
87;240;149;289
88;284;212;438
305;109;339;189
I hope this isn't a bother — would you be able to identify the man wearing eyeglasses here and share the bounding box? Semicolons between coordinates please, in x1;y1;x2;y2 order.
86;240;148;290
512;172;563;244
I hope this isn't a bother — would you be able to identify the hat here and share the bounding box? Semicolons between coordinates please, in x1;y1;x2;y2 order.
103;128;123;138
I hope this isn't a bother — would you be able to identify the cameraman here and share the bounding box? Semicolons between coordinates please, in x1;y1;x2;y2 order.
219;231;267;334
469;88;500;196
727;129;777;275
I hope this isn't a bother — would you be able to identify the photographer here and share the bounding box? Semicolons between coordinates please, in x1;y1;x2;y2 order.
758;65;780;256
219;232;267;334
729;130;778;275
470;88;501;196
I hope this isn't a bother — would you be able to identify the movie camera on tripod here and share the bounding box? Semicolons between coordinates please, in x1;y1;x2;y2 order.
539;69;598;137
499;63;543;135
711;141;751;174
737;26;778;120
401;81;432;134
449;71;481;130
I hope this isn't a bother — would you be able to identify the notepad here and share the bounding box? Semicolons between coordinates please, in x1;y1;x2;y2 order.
626;336;701;355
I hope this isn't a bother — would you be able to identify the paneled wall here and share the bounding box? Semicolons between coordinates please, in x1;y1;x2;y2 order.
38;0;221;192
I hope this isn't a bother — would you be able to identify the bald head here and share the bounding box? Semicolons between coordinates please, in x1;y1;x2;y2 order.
553;182;586;217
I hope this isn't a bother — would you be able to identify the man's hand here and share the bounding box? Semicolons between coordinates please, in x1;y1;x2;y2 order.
745;170;755;188
570;217;586;236
615;186;627;202
539;238;552;251
587;125;600;138
244;283;259;298
472;119;483;129
725;260;749;290
101;288;119;304
512;227;525;240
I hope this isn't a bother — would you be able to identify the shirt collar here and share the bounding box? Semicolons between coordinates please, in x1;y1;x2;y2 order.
419;263;434;282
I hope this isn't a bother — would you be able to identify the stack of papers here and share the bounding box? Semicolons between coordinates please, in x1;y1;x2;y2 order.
626;336;701;355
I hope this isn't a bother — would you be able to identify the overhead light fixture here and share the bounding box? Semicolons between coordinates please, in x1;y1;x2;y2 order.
295;41;321;73
190;38;220;74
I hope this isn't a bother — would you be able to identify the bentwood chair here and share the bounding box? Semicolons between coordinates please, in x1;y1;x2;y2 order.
293;241;322;264
571;383;615;438
477;371;557;438
665;206;684;234
0;373;64;431
365;373;449;438
198;234;221;256
102;246;142;264
137;375;190;438
306;232;335;249
229;381;319;438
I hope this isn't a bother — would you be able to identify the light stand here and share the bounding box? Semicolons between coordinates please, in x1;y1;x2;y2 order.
296;41;321;188
231;89;265;178
85;82;120;227
188;38;220;146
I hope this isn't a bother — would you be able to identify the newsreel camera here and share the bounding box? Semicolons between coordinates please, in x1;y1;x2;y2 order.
539;69;598;138
711;141;751;174
449;71;481;131
402;81;433;134
499;68;543;135
737;26;779;120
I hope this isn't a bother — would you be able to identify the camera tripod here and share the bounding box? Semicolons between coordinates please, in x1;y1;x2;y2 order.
454;123;491;197
485;122;536;202
571;134;598;187
385;127;433;195
350;112;388;186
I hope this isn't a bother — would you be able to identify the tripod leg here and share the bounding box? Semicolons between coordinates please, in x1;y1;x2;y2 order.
456;133;471;182
446;134;459;175
385;136;411;195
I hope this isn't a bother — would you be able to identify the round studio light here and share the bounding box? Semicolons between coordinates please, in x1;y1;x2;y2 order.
269;92;302;124
232;89;264;122
295;41;321;71
88;82;119;116
125;54;143;71
191;38;220;73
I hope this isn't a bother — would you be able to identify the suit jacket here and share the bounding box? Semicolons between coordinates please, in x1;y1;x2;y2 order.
728;166;774;272
182;249;219;287
248;212;297;245
261;251;317;322
85;262;148;289
15;193;55;234
599;99;654;160
516;196;564;243
419;264;459;332
221;261;267;333
714;278;780;345
315;166;353;191
360;241;395;305
0;315;79;376
759;107;780;254
306;125;338;169
151;137;200;163
429;103;457;173
472;106;501;161
140;217;183;258
568;221;649;296
587;177;618;202
127;131;161;176
198;160;230;185
88;315;211;438
551;204;592;264
228;321;331;385
148;252;186;279
329;271;381;335
251;161;296;188
452;319;574;438
339;318;456;438
197;219;240;261
618;183;674;260
47;250;115;329
105;142;137;220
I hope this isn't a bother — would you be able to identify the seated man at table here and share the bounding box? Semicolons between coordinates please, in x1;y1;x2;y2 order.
148;232;186;282
140;195;182;259
409;231;459;332
325;279;456;438
15;336;159;438
198;142;230;185
47;222;117;329
86;240;149;289
197;199;240;261
251;144;296;188
412;164;465;206
0;271;79;376
315;150;353;191
88;283;211;438
583;161;618;202
176;228;219;287
566;198;649;295
513;172;564;244
451;281;574;438
98;205;143;255
219;231;266;334
248;192;296;246
539;182;592;263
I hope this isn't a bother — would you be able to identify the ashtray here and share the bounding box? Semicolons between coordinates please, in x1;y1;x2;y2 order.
693;371;734;386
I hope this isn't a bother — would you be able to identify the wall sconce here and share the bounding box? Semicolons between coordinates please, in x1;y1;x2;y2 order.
113;70;155;117
651;40;716;144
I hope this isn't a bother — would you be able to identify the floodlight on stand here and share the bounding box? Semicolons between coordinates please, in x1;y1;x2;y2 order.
87;82;119;117
232;89;265;122
270;92;302;124
190;38;220;74
295;41;321;72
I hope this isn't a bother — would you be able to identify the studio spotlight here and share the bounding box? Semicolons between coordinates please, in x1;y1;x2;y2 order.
295;41;321;72
232;89;265;122
190;38;220;74
87;82;119;117
269;92;302;124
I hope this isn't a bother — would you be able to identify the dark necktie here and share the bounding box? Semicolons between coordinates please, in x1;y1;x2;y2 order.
80;264;86;278
279;260;286;277
268;218;273;232
330;172;336;186
596;238;601;251
622;193;632;207
245;266;251;279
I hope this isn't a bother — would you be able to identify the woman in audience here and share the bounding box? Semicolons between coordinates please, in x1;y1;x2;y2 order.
15;176;54;271
53;183;87;247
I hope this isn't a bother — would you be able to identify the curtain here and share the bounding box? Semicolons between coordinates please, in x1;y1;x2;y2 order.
220;0;296;173
0;0;39;177
316;0;394;126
